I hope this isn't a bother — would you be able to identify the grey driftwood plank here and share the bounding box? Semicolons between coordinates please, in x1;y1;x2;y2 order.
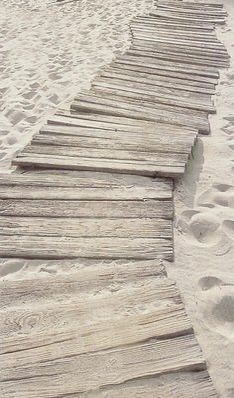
92;79;215;112
0;198;173;219
0;171;173;200
117;54;220;77
0;235;173;260
101;67;216;94
0;259;166;308
0;334;205;398
51;110;199;136
69;371;217;398
110;59;219;84
0;216;172;239
31;132;196;155
71;95;210;134
132;16;215;31
126;48;228;68
13;152;186;178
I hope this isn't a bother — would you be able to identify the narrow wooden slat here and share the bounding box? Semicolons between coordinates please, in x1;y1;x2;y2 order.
133;16;215;31
0;199;173;219
0;259;166;308
112;59;219;84
149;11;224;24
71;94;210;134
157;1;223;9
0;235;173;260
0;334;205;398
92;78;215;113
0;216;172;239
131;34;227;52
107;62;218;85
157;4;226;16
0;172;173;200
127;48;228;68
13;152;186;178
101;67;216;94
31;131;196;155
70;371;218;398
117;54;219;76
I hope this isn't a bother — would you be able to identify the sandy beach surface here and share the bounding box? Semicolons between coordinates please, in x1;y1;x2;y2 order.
0;0;234;397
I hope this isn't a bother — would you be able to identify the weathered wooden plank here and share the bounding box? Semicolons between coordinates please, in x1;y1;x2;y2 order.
157;4;226;16
101;67;216;94
0;216;172;239
108;62;218;86
13;152;186;178
157;1;223;9
0;199;173;219
126;48;228;68
21;142;189;164
0;172;173;200
112;59;219;84
0;334;205;398
130;27;219;43
130;22;217;38
131;34;227;52
116;54;219;77
52;110;199;137
149;11;224;24
0;259;166;306
0;235;173;260
0;302;191;356
94;75;213;102
155;8;226;20
71;94;210;134
92;78;215;112
31;131;196;154
133;16;215;31
65;371;218;398
130;40;229;60
75;89;207;118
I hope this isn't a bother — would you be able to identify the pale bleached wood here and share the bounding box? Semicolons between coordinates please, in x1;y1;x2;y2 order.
158;1;223;10
107;61;218;85
0;235;173;260
0;216;172;239
30;131;196;155
67;371;217;398
127;48;228;68
92;78;215;113
101;67;216;94
130;22;217;38
0;198;173;219
0;335;205;398
149;11;224;24
157;4;226;16
21;142;189;165
133;16;215;31
117;53;219;76
0;172;173;200
0;259;166;307
131;33;227;52
71;94;210;134
94;75;213;102
110;60;219;84
52;109;199;136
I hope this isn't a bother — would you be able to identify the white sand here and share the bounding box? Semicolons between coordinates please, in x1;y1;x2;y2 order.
0;0;233;397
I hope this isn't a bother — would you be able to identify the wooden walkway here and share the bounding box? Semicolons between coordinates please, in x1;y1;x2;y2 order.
0;1;229;397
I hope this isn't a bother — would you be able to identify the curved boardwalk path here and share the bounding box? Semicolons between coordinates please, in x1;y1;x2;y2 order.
0;1;229;397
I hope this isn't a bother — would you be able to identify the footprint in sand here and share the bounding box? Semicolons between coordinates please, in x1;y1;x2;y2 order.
177;210;222;246
197;183;234;209
198;276;234;340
